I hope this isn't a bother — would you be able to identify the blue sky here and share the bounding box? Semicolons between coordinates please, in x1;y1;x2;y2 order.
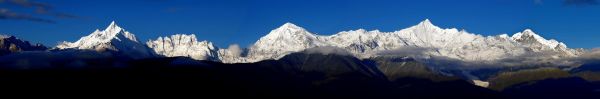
1;0;599;48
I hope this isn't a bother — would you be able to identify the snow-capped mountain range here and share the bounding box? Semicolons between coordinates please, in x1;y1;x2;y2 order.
224;19;581;64
52;19;582;66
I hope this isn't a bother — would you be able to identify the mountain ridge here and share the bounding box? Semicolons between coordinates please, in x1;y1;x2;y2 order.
11;19;582;68
143;19;582;67
217;19;582;65
0;35;47;55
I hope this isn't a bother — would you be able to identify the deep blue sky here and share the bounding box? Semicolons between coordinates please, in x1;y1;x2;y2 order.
1;0;599;48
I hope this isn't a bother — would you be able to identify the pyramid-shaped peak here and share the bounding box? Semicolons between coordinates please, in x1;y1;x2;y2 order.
109;21;117;27
89;21;138;42
421;19;432;24
105;21;121;30
110;21;116;26
409;19;441;30
56;20;151;59
418;19;434;26
279;22;302;29
259;22;315;41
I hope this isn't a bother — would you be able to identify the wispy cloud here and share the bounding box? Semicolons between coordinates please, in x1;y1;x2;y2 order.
303;46;353;56
576;48;600;62
8;0;51;8
0;8;55;23
0;0;78;23
373;46;589;70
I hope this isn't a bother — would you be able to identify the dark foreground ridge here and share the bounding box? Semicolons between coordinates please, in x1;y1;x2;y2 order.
0;52;599;99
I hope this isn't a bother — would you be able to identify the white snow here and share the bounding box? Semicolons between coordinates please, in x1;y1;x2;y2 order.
56;21;154;59
146;34;219;61
244;22;329;62
235;19;581;64
143;19;581;65
511;29;562;49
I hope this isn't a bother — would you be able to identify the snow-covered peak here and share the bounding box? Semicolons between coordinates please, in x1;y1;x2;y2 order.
246;22;328;62
262;22;318;40
265;22;313;37
106;21;118;30
517;29;544;39
100;21;136;41
280;22;302;29
147;34;219;61
55;21;154;59
522;29;535;35
511;29;561;49
417;19;434;26
409;19;440;30
57;21;139;49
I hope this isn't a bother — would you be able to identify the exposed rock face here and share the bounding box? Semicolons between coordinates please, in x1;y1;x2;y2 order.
0;36;47;55
146;34;219;61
